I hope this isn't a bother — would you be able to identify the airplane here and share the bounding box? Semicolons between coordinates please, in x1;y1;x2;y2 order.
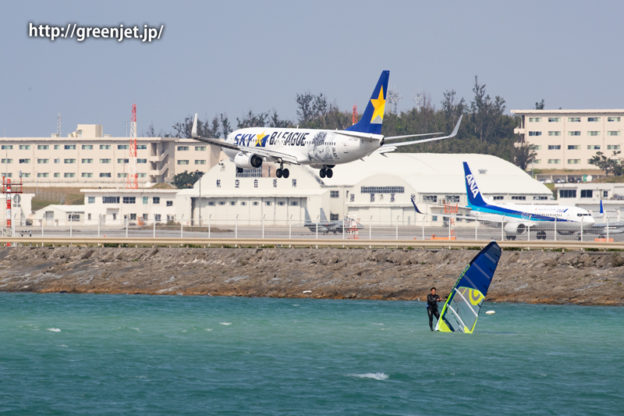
190;70;462;179
304;208;363;234
411;162;623;240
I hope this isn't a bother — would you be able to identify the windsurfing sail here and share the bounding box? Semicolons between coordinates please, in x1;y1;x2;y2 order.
435;241;502;333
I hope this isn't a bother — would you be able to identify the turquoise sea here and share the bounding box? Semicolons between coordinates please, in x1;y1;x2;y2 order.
0;293;622;415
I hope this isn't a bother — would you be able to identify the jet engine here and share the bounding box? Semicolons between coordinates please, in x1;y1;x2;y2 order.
234;152;263;169
504;222;527;236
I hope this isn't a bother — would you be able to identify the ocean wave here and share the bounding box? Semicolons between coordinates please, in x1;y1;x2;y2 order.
349;372;389;381
47;328;61;333
220;322;232;326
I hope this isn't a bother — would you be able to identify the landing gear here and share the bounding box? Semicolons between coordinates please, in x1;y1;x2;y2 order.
537;230;547;240
236;167;243;173
319;167;333;178
276;164;289;179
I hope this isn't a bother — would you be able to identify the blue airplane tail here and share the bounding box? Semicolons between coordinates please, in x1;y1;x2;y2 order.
463;162;487;207
345;70;389;135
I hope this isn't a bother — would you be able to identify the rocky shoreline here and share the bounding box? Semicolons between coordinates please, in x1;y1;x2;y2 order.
0;246;622;305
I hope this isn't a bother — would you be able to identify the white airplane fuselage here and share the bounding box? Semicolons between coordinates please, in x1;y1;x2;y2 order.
223;128;381;168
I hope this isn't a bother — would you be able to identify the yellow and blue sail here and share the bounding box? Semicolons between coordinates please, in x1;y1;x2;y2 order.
436;241;502;333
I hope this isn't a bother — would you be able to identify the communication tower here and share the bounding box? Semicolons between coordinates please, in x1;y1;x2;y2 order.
2;176;22;242
127;104;138;189
352;105;358;125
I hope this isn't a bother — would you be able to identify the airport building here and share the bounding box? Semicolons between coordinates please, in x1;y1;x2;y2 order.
177;153;554;227
0;123;222;187
512;109;624;172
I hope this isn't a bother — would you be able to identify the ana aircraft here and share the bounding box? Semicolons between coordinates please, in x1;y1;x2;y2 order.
304;208;362;234
412;162;622;240
191;70;461;179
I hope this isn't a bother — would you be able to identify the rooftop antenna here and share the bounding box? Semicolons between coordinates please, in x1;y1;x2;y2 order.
56;113;62;136
352;105;358;125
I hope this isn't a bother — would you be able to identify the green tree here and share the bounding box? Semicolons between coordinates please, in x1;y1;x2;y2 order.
173;170;204;189
513;141;538;171
589;151;624;176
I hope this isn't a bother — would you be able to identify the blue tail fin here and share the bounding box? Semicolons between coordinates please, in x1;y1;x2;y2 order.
346;70;389;135
463;162;487;207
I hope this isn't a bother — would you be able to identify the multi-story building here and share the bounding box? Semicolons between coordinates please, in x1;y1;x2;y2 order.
0;124;223;187
512;109;624;171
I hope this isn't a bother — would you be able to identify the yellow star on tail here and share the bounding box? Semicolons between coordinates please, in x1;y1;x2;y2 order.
370;86;386;123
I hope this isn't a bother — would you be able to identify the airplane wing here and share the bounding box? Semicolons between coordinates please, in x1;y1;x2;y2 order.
376;116;462;154
191;114;300;165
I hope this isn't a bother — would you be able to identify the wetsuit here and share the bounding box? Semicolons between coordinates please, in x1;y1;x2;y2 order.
427;293;441;330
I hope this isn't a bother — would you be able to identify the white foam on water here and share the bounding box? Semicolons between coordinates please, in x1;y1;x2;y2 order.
205;328;213;332
47;328;61;333
485;310;496;315
220;322;232;326
349;372;389;381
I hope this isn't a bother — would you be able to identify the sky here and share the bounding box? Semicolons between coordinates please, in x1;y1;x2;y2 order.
1;0;623;137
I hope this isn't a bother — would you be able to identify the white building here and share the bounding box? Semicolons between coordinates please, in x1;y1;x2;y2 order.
178;153;553;226
0;123;223;187
512;109;624;172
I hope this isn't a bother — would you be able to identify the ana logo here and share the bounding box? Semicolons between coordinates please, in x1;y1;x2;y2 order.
466;174;479;199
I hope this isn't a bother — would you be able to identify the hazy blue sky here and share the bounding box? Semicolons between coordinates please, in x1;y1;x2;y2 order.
2;0;623;137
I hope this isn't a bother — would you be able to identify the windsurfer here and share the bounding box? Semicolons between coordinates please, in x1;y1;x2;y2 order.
427;287;443;331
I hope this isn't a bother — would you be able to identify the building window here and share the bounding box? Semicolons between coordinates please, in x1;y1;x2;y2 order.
390;193;395;202
266;201;271;206
567;145;579;150
54;158;60;164
567;159;580;164
252;201;258;206
18;158;30;164
64;144;76;150
53;172;60;178
129;213;137;221
277;201;285;206
54;145;60;150
99;172;112;178
195;146;206;151
166;200;173;207
370;193;375;202
82;144;93;150
493;196;504;200
607;145;621;150
155;214;161;222
528;131;542;136
423;195;437;203
528;117;541;122
511;196;526;200
117;158;129;164
137;158;147;163
587;145;600;150
137;144;147;150
0;145;12;150
234;179;240;188
208;201;215;206
608;131;620;136
568;117;581;122
38;144;49;150
100;158;111;164
608;116;621;122
81;158;93;163
350;194;355;202
273;179;277;188
603;191;609;198
588;131;600;136
360;186;405;194
568;131;581;136
22;173;30;178
142;196;148;204
103;196;120;204
64;172;75;178
548;117;560;122
292;179;297;188
177;146;189;151
241;201;246;206
330;190;339;198
19;144;30;150
100;144;111;150
446;195;460;203
547;159;560;164
588;117;600;122
548;131;561;136
547;145;561;150
81;172;93;178
0;158;11;163
195;160;206;165
153;197;160;204
559;189;576;198
580;190;593;198
177;160;189;165
117;144;129;150
123;196;136;204
290;201;298;206
216;180;221;188
253;179;258;188
37;172;48;178
64;158;75;164
87;196;95;204
117;173;127;178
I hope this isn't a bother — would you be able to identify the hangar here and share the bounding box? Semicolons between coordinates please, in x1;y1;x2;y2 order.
178;153;553;227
